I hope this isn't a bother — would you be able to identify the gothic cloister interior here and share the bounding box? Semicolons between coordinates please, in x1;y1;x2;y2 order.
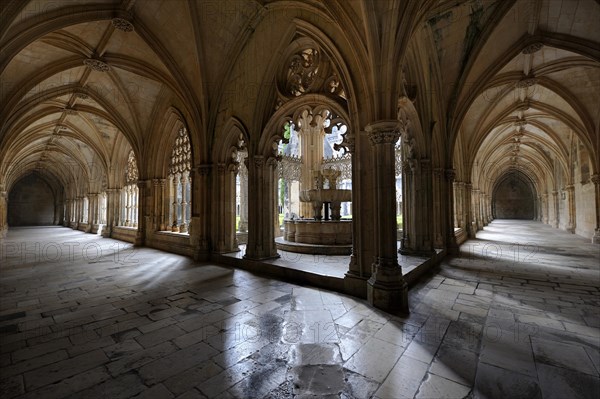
0;0;599;398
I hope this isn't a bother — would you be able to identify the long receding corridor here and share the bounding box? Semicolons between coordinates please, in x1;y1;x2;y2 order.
1;221;598;398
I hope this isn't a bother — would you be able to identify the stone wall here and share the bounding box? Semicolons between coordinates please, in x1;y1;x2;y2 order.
493;178;534;219
8;174;55;226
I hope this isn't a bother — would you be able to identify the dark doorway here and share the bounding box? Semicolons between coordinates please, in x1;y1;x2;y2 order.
8;174;56;226
493;172;535;219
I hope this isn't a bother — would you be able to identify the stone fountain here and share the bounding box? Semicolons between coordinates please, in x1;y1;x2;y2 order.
277;168;352;255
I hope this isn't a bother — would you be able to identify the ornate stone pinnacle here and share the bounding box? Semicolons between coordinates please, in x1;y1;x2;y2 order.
112;18;134;32
83;58;110;72
522;42;543;54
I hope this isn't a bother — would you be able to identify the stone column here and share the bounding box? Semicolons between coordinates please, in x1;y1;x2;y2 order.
342;130;370;296
433;168;445;248
365;122;408;314
542;193;549;224
214;164;227;252
445;169;459;254
552;190;559;228
159;179;166;231
465;183;476;238
0;189;7;238
591;174;600;243
473;189;483;230
565;185;575;233
238;165;248;232
180;172;189;233
190;165;212;260
135;181;147;246
85;194;94;233
171;175;179;231
244;155;280;260
152;179;160;231
452;182;460;228
102;189;118;238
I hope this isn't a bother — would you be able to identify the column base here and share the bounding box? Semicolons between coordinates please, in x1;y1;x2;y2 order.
367;260;409;314
446;236;460;255
592;230;600;244
344;271;368;299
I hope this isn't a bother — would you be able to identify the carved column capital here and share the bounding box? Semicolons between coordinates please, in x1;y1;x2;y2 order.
366;121;401;146
445;169;456;182
591;174;600;186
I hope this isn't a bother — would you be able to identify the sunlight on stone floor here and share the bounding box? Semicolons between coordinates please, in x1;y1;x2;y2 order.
0;221;599;398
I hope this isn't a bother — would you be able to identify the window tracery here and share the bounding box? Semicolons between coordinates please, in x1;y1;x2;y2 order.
168;127;192;233
121;150;139;227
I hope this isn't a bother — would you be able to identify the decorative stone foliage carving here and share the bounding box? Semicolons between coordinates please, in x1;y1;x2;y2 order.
169;128;192;175
277;155;302;181
83;57;110;72
286;48;320;96
516;76;537;88
277;39;346;107
522;42;543;54
369;130;401;146
112;18;134;32
125;150;138;184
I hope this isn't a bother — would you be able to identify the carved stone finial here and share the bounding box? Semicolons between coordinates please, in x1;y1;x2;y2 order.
112;17;134;32
83;57;110;72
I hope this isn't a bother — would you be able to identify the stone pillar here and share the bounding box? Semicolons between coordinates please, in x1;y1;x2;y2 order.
85;194;94;233
452;182;460;228
135;181;147;245
159;179;166;231
473;189;483;230
214;163;239;253
190;165;211;260
171;175;179;231
179;173;189;233
342;129;369;296
465;183;476;238
151;179;160;231
591;174;600;243
0;189;7;238
244;155;280;260
102;189;118;238
433;168;445;248
552;190;559;228
445;169;459;255
565;185;575;233
365;122;408;314
542;193;549;224
238;165;248;232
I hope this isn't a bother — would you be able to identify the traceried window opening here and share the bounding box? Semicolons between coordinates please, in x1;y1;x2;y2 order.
395;138;403;230
121;150;139;227
168;127;192;233
323;122;346;159
82;197;89;223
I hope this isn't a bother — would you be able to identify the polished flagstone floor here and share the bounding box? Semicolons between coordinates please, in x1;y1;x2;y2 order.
0;220;599;398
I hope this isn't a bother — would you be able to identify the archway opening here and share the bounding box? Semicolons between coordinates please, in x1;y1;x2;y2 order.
492;171;536;220
8;173;57;226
